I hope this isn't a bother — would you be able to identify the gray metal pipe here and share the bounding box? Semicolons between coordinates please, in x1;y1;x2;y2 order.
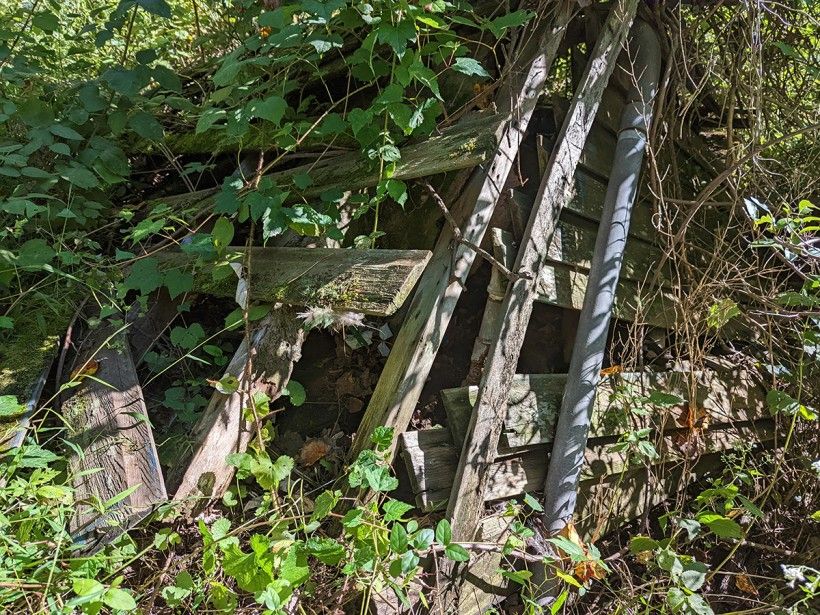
541;19;662;534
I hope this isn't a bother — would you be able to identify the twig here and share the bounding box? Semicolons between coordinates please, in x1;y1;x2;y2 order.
422;181;529;282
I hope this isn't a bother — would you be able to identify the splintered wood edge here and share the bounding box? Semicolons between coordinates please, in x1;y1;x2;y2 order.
382;250;433;316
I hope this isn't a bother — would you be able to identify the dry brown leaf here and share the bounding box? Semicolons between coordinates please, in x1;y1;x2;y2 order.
736;573;759;596
299;439;331;466
600;365;622;377
70;359;99;381
557;522;607;583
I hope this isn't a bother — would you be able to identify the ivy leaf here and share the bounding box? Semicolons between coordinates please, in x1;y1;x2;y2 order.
19;99;55;127
383;499;413;522
452;57;490;78
136;0;172;18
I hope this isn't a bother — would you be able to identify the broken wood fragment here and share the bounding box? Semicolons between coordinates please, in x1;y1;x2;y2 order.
167;307;305;506
154;247;431;317
350;4;575;462
446;0;641;544
127;288;183;366
62;317;167;549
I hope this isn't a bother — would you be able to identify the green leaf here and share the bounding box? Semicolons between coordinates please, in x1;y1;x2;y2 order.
59;164;99;189
383;499;413;522
523;493;543;512
444;543;470;562
19;98;54;126
681;561;708;592
0;316;13;330
452;57;490;78
129;111;164;141
73;578;105;597
17;239;55;268
164;269;194;299
136;0;172;18
376;20;416;56
486;10;534;38
648;390;685;406
79;85;107;113
170;323;206;350
310;490;341;523
390;523;408;552
371;426;393;450
281;544;309;586
123;257;163;295
629;535;659;554
283;380;306;406
49;124;84;140
211;217;234;250
435;519;452;545
102;587;137;611
251;96;287;125
196;108;226;134
697;513;744;539
305;537;345;565
32;11;59;32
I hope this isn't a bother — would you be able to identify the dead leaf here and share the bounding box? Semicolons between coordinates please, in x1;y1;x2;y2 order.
600;365;622;378
299;439;331;466
70;359;99;381
557;522;608;583
736;573;758;596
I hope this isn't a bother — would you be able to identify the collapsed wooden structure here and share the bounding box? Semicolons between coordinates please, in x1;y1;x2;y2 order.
0;0;776;610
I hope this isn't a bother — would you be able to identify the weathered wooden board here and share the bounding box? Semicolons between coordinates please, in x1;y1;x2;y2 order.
154;247;431;317
349;5;574;462
442;369;768;451
446;0;642;543
458;515;512;615
63;319;167;549
151;112;505;214
400;421;774;512
167;308;305;505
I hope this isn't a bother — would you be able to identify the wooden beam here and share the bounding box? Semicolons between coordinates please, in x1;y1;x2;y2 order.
401;421;775;513
127;288;183;366
167;308;305;506
154;247;431;317
442;369;768;450
150;112;505;213
350;4;575;462
62;317;167;549
446;0;641;543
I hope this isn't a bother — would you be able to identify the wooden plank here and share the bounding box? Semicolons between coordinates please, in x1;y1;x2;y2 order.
442;369;768;450
459;515;512;615
447;0;641;543
349;6;575;462
151;112;505;213
401;421;775;512
63;317;166;549
154;247;431;317
167;308;305;505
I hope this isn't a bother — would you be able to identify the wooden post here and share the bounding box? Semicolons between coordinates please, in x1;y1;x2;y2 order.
446;0;640;549
350;3;576;462
167;307;305;506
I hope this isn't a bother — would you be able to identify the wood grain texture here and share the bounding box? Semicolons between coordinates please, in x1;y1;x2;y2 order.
155;247;431;317
442;369;768;450
401;421;775;513
63;319;166;549
149;112;505;214
168;307;305;506
446;0;640;543
349;3;575;463
127;288;182;366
